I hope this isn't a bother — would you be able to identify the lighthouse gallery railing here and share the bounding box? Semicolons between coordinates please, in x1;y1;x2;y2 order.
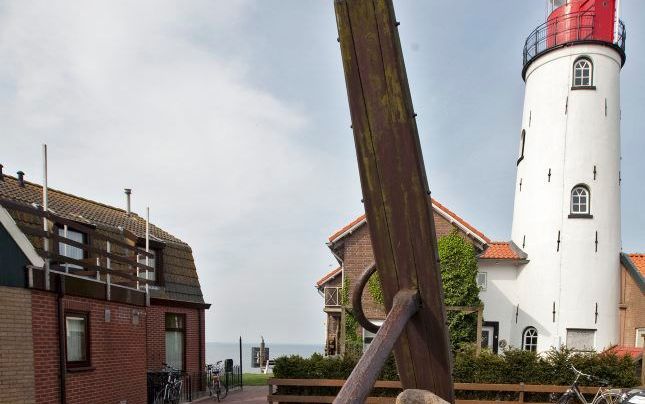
523;11;626;68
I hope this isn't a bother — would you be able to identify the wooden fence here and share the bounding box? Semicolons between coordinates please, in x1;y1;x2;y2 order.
267;379;602;404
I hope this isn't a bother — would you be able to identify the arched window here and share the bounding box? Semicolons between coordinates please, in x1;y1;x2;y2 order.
573;58;593;87
571;185;590;215
522;327;538;352
517;130;526;165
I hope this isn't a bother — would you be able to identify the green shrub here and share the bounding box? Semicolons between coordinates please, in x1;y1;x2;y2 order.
272;346;640;399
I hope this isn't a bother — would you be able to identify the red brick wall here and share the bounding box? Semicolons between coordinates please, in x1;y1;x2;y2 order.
32;291;147;404
619;266;645;347
146;304;205;375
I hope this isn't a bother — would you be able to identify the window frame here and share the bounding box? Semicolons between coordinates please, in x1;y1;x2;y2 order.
569;185;593;218
636;328;645;348
517;130;526;165
165;313;186;370
54;224;90;264
476;272;488;291
522;326;538;352
572;57;596;90
137;239;165;286
64;311;91;370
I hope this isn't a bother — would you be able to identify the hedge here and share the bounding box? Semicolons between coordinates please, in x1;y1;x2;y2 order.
272;346;641;399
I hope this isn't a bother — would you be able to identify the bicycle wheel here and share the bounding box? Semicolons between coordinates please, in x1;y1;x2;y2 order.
220;383;228;400
215;384;221;402
594;392;621;404
556;393;574;404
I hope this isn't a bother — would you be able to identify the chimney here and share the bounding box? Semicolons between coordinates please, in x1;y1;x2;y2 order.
124;188;132;214
0;164;4;181
17;171;25;187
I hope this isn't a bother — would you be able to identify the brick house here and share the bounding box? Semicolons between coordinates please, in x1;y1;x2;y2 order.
0;172;209;404
317;198;644;358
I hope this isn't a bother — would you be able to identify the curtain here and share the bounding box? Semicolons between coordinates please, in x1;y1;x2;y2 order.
66;316;86;361
166;331;184;370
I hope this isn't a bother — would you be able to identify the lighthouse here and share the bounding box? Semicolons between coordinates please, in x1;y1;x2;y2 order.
510;0;626;351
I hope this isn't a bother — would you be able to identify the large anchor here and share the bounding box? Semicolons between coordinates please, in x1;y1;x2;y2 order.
333;0;455;402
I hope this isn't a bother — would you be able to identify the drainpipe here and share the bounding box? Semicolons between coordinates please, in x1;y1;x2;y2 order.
57;276;67;404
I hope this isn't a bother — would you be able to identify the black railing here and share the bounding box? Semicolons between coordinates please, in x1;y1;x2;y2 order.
523;11;626;67
147;365;243;403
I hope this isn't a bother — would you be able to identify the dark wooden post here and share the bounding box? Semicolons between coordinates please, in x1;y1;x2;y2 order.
334;0;454;402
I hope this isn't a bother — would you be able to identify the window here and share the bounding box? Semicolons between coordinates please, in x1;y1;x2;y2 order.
517;130;526;165
362;320;384;351
137;249;157;282
522;327;538;352
570;185;590;215
165;313;185;370
65;312;90;368
573;58;593;88
636;328;645;348
476;272;488;291
567;329;595;351
58;227;87;270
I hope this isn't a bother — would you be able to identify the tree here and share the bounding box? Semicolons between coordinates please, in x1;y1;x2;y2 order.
438;231;482;350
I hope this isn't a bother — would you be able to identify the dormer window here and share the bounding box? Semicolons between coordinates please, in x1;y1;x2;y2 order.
137;249;157;282
573;58;594;89
57;226;88;270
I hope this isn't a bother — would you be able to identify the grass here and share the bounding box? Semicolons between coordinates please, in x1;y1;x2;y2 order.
242;373;272;386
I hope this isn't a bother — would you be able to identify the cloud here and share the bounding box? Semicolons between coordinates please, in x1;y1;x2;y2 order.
0;1;331;342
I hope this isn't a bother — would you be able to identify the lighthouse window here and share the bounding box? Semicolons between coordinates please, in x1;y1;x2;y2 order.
517;130;526;165
571;186;590;214
522;327;538;352
573;58;593;88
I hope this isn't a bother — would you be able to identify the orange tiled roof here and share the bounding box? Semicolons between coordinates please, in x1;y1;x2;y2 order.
627;254;645;277
479;242;526;260
316;267;342;288
606;346;643;359
328;198;491;244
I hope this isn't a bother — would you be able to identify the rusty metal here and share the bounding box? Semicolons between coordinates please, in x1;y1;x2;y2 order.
334;0;454;401
334;289;420;404
351;262;380;334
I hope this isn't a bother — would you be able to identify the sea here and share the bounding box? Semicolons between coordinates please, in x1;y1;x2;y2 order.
206;341;324;373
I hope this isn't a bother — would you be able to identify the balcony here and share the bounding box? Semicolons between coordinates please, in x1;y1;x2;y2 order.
523;11;626;73
324;287;341;307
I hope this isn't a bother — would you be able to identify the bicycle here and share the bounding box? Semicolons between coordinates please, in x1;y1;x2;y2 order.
207;361;228;401
154;363;183;404
555;366;621;404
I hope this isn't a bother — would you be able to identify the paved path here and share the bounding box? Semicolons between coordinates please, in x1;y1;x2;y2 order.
194;386;268;403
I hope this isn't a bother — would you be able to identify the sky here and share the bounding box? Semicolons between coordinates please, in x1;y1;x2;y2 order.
0;1;643;345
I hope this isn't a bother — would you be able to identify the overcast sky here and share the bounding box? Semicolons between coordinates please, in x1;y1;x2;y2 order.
1;1;643;345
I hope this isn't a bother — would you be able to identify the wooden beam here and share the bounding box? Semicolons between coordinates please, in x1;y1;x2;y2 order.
334;0;453;401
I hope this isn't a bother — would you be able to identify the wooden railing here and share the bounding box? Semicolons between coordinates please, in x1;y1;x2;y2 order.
0;198;153;302
267;379;602;404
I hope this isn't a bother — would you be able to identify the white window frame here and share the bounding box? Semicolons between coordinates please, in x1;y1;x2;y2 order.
573;58;593;87
324;287;341;307
522;327;538;352
362;320;384;351
476;272;488;291
636;328;645;348
571;186;590;215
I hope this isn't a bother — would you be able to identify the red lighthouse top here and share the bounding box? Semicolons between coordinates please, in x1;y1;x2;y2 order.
547;0;616;45
523;0;626;77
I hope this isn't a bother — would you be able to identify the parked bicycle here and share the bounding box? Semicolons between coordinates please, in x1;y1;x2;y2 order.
207;361;228;401
154;363;183;404
555;366;622;404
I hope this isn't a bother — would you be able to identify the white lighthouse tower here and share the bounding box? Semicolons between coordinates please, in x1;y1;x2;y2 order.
510;0;626;352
